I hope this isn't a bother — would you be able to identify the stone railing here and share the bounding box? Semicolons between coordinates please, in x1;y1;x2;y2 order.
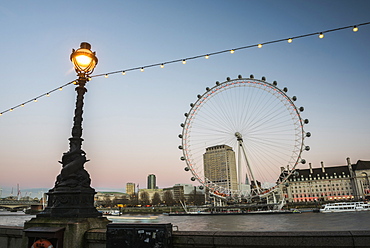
1;225;370;248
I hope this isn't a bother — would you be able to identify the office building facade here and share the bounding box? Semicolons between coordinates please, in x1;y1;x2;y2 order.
147;174;156;189
203;144;238;192
126;182;135;195
280;159;370;202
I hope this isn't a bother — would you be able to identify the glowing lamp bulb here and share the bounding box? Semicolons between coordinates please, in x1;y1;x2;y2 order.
205;55;209;59
122;71;126;75
288;38;293;43
75;55;92;68
140;67;144;72
230;49;235;54
318;32;324;39
182;60;186;64
258;44;263;48
353;26;358;32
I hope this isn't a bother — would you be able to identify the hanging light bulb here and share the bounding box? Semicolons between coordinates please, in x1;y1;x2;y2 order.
182;59;186;64
59;87;63;91
205;54;209;59
287;38;293;43
34;99;38;102
10;109;13;112
140;67;144;72
353;26;359;32
257;44;263;48
318;32;324;38
73;81;78;85
21;104;25;107
0;113;2;116
122;71;126;75
105;74;108;78
230;49;235;54
46;93;50;97
160;64;164;68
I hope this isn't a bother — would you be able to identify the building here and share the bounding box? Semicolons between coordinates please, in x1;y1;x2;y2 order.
147;174;156;189
138;188;163;204
280;159;370;202
203;145;238;193
126;182;135;195
163;184;205;205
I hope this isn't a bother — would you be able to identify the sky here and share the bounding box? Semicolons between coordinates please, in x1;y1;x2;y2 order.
0;0;369;197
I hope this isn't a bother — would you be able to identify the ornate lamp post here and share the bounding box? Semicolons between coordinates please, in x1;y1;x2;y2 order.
38;42;101;218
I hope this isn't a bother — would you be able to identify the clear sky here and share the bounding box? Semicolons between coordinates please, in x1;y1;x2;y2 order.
0;0;369;196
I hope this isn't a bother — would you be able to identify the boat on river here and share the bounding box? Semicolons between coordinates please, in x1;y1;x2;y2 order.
320;202;370;213
167;200;301;215
167;209;300;216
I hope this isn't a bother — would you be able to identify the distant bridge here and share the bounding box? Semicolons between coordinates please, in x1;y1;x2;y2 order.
0;200;41;210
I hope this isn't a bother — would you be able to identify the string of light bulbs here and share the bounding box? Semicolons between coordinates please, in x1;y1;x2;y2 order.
1;22;369;116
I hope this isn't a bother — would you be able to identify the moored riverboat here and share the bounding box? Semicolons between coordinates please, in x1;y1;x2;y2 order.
320;202;370;213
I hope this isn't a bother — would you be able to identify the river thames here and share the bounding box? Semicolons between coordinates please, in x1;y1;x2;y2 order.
1;211;370;231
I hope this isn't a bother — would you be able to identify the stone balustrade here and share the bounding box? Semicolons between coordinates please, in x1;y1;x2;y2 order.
1;225;370;248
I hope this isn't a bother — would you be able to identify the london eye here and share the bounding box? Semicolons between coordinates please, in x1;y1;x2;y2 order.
178;75;310;201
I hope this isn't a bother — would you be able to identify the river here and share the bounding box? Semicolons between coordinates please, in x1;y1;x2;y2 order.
1;211;370;232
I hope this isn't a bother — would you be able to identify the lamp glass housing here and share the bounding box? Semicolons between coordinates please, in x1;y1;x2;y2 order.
70;43;98;75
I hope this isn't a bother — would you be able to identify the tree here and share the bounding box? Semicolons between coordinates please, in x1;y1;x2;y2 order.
151;192;161;206
188;189;205;206
163;190;175;206
101;195;113;208
140;191;150;205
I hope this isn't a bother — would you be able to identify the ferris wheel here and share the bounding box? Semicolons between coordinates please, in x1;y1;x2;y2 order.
178;75;310;200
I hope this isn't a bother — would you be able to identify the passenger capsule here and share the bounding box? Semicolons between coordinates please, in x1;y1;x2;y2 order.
299;107;304;112
191;177;196;181
262;76;266;81
190;103;194;107
292;96;297;101
304;119;309;124
178;134;183;138
305;146;310;151
283;87;288;92
180;123;184;127
180;156;185;161
206;87;210;91
227;77;231;81
250;74;254;79
301;159;306;164
184;167;190;171
184;113;188;117
273;81;277;86
199;186;204;190
178;145;183;150
216;81;220;85
238;75;242;79
306;132;311;137
197;94;202;99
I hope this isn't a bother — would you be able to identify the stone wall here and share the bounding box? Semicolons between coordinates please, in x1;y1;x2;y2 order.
0;226;23;248
1;225;370;248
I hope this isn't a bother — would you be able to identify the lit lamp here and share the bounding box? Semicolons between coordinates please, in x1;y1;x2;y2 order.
71;42;98;76
38;42;102;218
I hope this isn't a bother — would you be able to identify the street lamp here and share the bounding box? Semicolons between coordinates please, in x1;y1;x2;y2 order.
38;42;101;218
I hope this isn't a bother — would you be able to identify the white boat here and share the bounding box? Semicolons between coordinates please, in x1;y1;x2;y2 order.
320;202;370;213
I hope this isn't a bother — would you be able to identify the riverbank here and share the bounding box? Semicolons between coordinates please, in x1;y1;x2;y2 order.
1;225;369;248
